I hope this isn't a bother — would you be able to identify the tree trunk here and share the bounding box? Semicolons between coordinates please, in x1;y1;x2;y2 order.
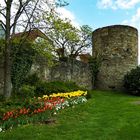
4;0;12;99
4;42;12;98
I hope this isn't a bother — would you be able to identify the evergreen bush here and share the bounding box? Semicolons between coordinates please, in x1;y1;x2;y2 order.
124;66;140;95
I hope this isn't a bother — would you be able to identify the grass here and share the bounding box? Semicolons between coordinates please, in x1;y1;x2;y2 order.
1;90;140;140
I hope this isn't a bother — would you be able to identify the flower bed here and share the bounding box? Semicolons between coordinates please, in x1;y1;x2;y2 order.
42;90;87;99
0;90;87;131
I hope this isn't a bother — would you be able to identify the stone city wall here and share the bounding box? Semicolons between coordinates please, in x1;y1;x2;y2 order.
32;59;92;90
0;25;138;94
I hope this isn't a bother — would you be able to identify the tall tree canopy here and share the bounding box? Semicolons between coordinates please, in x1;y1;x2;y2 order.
43;14;92;59
0;0;67;98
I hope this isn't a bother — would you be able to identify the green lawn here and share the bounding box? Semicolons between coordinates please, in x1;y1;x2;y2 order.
1;90;140;140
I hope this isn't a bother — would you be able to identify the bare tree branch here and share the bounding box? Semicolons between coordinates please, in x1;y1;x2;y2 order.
11;0;32;34
0;20;6;30
0;7;6;19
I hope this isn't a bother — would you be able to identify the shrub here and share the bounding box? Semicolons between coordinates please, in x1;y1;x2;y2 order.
18;85;36;98
24;73;40;86
124;66;140;95
35;81;83;96
85;91;92;99
35;81;49;96
22;73;88;97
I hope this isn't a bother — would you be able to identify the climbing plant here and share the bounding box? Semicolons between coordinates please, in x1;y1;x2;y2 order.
11;39;36;92
88;56;102;89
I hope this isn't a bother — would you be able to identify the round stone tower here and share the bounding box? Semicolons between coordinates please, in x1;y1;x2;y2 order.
92;25;138;90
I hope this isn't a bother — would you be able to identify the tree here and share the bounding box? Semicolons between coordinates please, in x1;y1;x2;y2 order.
43;14;92;59
76;25;92;57
0;0;67;98
33;37;55;67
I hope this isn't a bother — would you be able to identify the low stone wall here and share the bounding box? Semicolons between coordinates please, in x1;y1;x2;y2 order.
32;59;92;89
0;59;92;95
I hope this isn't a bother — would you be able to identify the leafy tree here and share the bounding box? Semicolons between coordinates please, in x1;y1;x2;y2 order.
77;25;92;57
44;14;92;59
0;0;67;98
33;38;56;68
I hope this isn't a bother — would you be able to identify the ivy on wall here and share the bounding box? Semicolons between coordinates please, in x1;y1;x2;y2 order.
88;56;102;89
0;38;55;93
11;39;36;92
